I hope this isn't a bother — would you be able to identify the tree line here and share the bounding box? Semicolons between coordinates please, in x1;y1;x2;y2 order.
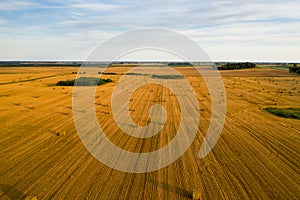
56;77;113;86
218;62;256;70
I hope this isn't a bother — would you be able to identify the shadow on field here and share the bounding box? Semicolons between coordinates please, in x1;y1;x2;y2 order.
148;179;193;199
0;184;26;200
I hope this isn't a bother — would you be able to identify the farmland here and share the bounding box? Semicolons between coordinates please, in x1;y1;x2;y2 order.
0;66;299;199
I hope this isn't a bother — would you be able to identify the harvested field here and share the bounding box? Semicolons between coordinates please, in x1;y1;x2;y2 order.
0;66;299;199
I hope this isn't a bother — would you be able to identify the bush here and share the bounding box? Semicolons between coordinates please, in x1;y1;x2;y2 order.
56;79;75;86
289;64;300;74
56;77;113;86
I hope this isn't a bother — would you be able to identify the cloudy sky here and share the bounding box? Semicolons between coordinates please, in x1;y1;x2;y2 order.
0;0;299;62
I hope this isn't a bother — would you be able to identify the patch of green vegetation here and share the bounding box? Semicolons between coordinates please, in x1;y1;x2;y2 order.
256;64;289;69
125;72;149;76
151;74;183;79
265;107;300;119
56;77;113;86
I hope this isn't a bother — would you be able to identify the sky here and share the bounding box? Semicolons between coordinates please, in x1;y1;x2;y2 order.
0;0;299;62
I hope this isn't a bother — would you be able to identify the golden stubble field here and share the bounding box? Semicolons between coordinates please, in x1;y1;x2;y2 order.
0;66;299;199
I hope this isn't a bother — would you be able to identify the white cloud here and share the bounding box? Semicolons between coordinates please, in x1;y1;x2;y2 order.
0;0;39;11
71;2;122;11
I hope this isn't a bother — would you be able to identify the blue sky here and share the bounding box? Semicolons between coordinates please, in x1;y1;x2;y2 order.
0;0;299;61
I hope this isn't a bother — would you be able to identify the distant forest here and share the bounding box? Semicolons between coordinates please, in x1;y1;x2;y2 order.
217;62;256;70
